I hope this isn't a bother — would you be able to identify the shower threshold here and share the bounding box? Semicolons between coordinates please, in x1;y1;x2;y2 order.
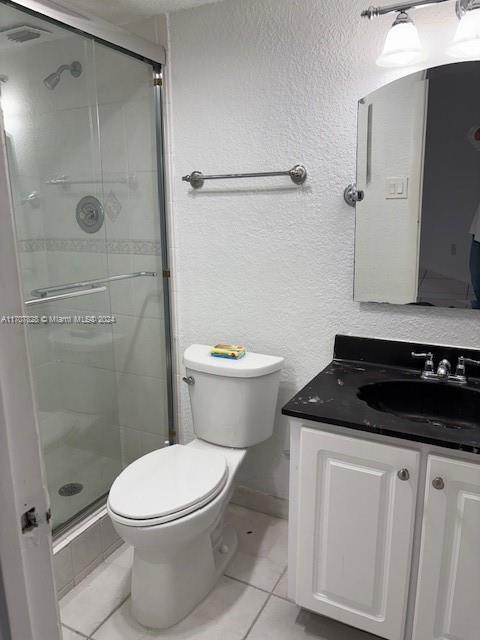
53;492;109;539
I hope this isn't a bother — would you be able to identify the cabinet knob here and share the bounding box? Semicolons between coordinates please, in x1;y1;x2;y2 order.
397;468;410;481
432;477;445;490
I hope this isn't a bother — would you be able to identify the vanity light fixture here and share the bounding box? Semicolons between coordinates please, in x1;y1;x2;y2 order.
376;11;425;67
362;0;480;66
447;0;480;57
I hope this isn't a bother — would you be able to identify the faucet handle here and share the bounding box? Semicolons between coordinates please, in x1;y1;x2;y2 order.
411;351;434;372
456;356;480;377
461;356;480;367
456;356;466;377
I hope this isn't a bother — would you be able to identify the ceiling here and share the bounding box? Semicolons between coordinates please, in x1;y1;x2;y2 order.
53;0;223;24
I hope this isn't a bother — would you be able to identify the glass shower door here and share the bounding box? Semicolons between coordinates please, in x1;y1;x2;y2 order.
94;40;170;469
0;2;169;533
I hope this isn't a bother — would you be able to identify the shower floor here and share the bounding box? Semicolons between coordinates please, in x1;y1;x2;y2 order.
43;436;121;532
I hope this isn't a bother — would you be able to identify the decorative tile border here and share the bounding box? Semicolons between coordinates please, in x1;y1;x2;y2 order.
17;237;161;256
105;239;162;255
17;238;46;252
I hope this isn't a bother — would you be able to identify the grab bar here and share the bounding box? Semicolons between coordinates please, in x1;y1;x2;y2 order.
24;286;107;306
31;271;157;299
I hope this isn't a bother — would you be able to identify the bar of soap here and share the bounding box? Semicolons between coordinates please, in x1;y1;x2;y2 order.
210;343;246;359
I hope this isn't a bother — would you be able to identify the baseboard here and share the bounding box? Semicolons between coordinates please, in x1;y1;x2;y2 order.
231;484;288;520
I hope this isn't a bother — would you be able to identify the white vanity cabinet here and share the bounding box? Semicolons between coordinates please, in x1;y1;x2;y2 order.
412;456;480;640
294;427;419;640
290;423;480;640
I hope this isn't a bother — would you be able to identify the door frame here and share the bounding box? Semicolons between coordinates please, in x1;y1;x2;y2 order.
0;109;60;640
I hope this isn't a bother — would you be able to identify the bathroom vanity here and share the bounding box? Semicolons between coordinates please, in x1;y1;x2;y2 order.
283;335;480;640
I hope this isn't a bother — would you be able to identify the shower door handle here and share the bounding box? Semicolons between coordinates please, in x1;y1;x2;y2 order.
24;286;107;306
31;271;157;298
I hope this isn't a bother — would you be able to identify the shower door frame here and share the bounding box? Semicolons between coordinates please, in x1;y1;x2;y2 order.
0;0;175;525
4;0;166;64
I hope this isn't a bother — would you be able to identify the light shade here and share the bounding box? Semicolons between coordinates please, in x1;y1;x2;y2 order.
447;8;480;58
376;14;425;68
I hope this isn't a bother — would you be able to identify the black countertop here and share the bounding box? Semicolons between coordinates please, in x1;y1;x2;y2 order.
282;335;480;454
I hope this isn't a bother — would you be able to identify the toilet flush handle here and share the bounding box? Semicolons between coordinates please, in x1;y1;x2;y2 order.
182;376;195;386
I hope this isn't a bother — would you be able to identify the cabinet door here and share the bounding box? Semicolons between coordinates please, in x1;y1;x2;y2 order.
296;428;419;640
413;456;480;640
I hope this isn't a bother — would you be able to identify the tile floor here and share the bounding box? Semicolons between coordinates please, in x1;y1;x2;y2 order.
60;505;380;640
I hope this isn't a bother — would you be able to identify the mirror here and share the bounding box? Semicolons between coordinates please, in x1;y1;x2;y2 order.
354;62;480;310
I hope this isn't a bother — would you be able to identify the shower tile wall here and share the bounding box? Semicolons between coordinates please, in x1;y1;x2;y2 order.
1;11;168;529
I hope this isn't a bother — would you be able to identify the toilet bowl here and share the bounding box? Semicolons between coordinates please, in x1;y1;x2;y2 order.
108;345;283;629
108;439;245;628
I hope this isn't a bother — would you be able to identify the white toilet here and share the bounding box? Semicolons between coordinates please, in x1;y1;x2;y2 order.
107;344;284;629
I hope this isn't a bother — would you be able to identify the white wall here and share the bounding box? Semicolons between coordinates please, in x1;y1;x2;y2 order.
164;0;480;507
123;14;167;48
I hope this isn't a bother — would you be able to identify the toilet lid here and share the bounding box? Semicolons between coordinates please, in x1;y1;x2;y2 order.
108;445;228;521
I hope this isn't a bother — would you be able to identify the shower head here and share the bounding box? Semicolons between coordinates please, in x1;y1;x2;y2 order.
43;61;82;90
43;70;61;90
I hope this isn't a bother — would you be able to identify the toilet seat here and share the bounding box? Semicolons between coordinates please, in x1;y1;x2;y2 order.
108;445;228;527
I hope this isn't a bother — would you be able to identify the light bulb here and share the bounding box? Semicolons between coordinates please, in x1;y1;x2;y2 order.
376;12;425;68
447;7;480;58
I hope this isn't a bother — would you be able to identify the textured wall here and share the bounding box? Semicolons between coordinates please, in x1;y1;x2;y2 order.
165;0;480;504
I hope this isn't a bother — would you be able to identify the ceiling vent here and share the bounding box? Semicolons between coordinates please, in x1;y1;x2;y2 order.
0;24;53;48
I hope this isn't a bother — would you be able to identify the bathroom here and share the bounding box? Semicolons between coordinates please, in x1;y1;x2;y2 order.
0;0;479;639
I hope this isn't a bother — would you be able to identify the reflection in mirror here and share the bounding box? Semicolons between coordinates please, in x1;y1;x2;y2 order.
354;62;480;310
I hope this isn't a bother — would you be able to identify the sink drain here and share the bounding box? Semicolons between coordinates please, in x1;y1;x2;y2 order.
58;482;83;497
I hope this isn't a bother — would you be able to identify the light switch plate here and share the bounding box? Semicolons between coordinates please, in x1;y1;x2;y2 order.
385;177;408;199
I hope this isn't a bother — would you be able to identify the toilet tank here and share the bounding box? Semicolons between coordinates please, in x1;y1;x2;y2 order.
184;345;284;448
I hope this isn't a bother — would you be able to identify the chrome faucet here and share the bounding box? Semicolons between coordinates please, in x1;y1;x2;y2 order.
450;356;480;384
411;352;435;380
412;352;480;384
436;359;451;379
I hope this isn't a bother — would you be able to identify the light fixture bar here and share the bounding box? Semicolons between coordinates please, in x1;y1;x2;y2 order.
457;0;480;15
361;0;450;19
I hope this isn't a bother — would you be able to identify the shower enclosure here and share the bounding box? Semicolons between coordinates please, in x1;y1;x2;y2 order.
0;1;171;534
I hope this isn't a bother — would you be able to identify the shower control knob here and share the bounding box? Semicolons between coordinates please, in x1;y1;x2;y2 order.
397;468;410;481
432;477;445;490
182;376;195;386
